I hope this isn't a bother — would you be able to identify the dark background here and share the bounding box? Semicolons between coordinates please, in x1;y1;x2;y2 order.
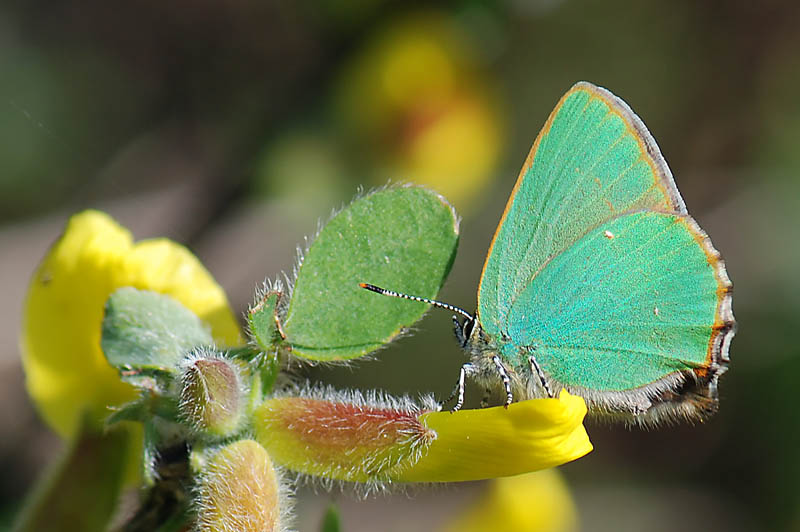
1;1;798;530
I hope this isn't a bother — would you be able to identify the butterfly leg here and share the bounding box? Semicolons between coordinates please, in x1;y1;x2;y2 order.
491;355;514;408
443;363;476;413
528;355;554;398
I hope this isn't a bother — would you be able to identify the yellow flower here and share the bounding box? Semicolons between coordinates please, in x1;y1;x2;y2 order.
399;391;591;482
442;469;578;532
20;210;242;440
254;389;591;484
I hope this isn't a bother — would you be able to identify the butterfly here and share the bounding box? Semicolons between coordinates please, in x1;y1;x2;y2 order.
362;81;735;424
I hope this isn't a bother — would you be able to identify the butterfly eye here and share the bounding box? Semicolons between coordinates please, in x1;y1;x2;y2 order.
451;315;475;347
462;316;476;343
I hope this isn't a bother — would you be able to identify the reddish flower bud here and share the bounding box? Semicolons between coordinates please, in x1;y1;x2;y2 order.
179;350;245;438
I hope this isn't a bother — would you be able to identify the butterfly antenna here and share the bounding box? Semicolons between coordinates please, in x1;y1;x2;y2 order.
359;283;474;321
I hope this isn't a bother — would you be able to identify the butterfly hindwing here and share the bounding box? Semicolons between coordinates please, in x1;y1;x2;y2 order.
505;211;732;415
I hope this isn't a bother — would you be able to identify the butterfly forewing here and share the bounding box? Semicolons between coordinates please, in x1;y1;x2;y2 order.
479;82;686;334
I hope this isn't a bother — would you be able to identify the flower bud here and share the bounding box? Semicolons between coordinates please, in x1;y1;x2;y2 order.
254;388;437;484
196;440;290;532
179;350;245;438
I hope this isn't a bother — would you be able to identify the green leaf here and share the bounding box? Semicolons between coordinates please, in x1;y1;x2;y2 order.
284;186;459;361
226;345;280;403
142;417;189;486
106;393;180;428
255;350;281;396
321;503;342;532
106;399;150;426
245;291;285;395
101;287;213;378
13;418;131;532
248;290;284;351
125;426;192;530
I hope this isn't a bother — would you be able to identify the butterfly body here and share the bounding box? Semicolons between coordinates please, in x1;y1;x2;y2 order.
460;81;734;424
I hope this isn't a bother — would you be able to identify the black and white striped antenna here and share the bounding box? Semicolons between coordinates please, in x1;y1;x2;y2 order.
358;282;474;321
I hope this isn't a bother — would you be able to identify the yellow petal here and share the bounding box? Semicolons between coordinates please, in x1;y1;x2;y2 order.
20;210;241;440
394;391;592;482
22;211;137;438
442;469;578;532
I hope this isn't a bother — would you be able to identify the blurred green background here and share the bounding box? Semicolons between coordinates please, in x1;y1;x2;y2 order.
1;1;798;530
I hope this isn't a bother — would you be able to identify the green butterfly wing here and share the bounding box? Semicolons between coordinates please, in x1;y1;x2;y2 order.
505;211;732;417
478;82;734;419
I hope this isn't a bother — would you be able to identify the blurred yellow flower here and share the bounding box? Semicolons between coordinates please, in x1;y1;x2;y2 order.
20;210;242;440
336;12;504;212
442;469;578;532
254;389;591;484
